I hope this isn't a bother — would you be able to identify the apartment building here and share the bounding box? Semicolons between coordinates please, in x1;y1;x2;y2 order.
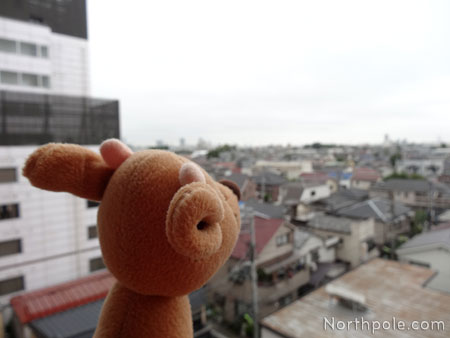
0;0;120;309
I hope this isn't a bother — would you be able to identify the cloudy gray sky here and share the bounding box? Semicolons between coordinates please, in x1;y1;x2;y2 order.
87;0;450;147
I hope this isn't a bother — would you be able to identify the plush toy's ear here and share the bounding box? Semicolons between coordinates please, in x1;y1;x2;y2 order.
219;179;241;201
179;162;206;185
100;139;133;169
23;143;115;201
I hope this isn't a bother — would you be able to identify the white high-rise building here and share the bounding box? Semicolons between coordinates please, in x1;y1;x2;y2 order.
0;0;119;310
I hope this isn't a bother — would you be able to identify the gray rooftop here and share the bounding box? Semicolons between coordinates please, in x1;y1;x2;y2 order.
307;213;353;234
30;299;104;338
398;227;450;251
252;171;286;186
28;290;207;338
373;179;450;196
337;198;411;223
318;189;368;211
244;199;285;219
223;173;249;190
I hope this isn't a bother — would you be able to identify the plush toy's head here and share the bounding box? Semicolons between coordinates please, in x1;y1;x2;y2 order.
23;139;241;296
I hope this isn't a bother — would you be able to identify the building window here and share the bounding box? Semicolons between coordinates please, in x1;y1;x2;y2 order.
40;45;49;58
0;71;19;85
87;225;98;239
0;168;17;183
276;233;289;246
19;42;37;57
0;276;24;296
0;204;20;221
0;38;17;53
0;239;22;257
87;200;100;208
21;73;39;87
42;75;50;88
89;257;106;272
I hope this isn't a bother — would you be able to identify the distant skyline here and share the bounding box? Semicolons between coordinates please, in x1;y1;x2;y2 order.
87;0;450;147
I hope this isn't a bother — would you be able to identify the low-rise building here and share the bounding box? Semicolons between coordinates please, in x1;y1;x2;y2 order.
279;182;331;221
396;227;450;294
336;198;412;245
303;213;377;268
209;216;331;323
370;179;450;209
253;160;313;180
10;271;215;338
261;258;450;337
350;167;381;190
252;171;286;203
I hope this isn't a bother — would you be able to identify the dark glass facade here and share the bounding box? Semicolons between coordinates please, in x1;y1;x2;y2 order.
0;90;120;145
0;0;87;39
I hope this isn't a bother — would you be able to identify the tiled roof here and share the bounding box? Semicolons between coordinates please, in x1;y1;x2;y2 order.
319;189;368;211
10;271;115;324
232;217;284;259
337;198;411;223
352;167;381;182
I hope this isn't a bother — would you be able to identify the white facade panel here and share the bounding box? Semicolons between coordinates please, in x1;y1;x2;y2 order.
0;16;89;96
0;146;103;305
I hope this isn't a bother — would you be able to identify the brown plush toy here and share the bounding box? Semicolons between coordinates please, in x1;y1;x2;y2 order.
23;139;241;338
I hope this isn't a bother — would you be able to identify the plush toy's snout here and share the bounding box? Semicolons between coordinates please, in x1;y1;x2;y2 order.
166;163;224;259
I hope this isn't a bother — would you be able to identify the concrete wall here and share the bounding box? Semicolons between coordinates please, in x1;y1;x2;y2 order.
306;218;374;268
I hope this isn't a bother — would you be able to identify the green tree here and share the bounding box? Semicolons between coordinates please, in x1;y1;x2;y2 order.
412;209;427;235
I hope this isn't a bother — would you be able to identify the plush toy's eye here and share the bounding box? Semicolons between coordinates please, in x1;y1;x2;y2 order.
219;179;241;201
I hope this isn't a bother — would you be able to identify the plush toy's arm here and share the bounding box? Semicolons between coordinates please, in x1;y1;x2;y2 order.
23;143;115;201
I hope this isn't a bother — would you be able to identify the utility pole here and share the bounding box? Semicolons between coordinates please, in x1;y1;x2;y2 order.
260;168;266;202
389;190;396;260
248;207;259;338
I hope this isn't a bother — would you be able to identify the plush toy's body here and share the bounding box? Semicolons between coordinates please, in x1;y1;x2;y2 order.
23;140;241;338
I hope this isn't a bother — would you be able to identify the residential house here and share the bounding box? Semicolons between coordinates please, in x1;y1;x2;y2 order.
336;198;412;246
279;182;331;221
261;259;450;337
370;179;450;209
396;158;445;177
350;167;381;190
396;227;450;294
300;172;338;194
253;160;313;180
252;171;286;202
209;216;328;323
303;213;376;268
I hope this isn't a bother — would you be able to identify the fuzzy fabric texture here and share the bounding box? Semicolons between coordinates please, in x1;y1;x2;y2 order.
22;140;241;338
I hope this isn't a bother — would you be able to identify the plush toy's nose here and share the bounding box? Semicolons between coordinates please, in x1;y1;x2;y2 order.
166;182;224;259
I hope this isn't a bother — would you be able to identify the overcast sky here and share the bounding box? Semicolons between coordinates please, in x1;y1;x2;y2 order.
87;0;450;147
